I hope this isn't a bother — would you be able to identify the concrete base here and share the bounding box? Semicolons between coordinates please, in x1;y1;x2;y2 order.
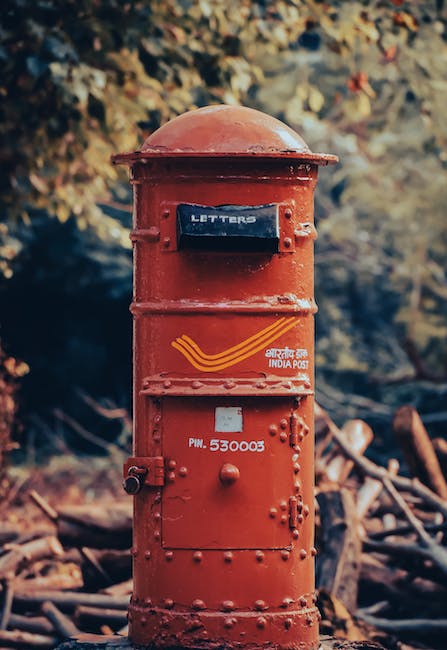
55;633;386;650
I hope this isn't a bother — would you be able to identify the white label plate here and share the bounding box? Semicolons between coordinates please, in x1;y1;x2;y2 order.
215;407;243;433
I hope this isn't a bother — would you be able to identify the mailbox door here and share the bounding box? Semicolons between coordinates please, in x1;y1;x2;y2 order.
161;397;299;550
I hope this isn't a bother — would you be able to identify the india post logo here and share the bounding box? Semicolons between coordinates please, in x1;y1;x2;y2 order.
171;317;298;372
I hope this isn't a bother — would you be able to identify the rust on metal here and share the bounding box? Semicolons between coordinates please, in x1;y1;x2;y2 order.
113;104;337;649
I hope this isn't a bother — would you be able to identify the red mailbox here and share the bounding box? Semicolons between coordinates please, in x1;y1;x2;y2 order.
113;105;337;649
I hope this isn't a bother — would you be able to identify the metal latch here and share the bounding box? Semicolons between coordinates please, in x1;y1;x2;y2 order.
123;456;165;494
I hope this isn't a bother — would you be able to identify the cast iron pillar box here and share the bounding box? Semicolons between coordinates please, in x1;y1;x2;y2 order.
112;105;337;650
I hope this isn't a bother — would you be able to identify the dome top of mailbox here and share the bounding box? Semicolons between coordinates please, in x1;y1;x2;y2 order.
112;104;338;166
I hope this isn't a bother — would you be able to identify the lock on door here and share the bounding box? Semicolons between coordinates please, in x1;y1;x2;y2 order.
123;456;165;494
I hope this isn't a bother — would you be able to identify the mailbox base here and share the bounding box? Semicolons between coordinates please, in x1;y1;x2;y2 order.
128;605;319;649
55;634;386;650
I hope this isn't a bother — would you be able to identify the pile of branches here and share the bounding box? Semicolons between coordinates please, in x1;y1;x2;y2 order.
315;404;447;649
0;495;132;648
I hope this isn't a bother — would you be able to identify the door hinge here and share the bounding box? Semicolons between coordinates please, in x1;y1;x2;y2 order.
289;411;305;449
288;496;304;529
123;456;165;491
288;496;298;529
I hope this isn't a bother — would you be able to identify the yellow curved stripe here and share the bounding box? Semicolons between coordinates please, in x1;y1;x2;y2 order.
171;319;298;372
172;319;297;372
174;318;296;368
178;316;290;361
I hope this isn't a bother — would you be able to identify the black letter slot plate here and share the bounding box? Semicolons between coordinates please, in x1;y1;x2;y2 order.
177;203;279;252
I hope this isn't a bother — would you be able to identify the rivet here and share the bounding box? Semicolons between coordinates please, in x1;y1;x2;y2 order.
297;514;304;524
304;380;311;389
131;547;138;556
224;617;235;628
293;448;301;457
165;551;174;561
310;547;317;557
144;550;151;559
224;381;235;389
306;616;313;626
153;433;161;442
144;597;152;606
298;432;305;442
192;599;206;610
224;551;233;563
280;514;287;524
269;424;278;436
292;529;299;539
284;618;292;629
281;598;293;608
256;382;266;389
164;599;174;609
303;425;310;435
163;380;172;388
179;466;188;477
161;616;170;628
303;505;310;517
193;551;203;562
280;418;288;430
154;414;162;424
192;380;203;389
222;600;235;612
294;481;301;492
269;508;277;518
281;550;290;561
162;210;170;218
293;463;301;473
154;512;161;521
254;600;267;611
284;208;293;219
284;237;292;248
154;530;161;540
167;471;176;482
168;459;177;470
299;596;307;608
279;432;287;442
255;551;264;562
141;617;147;626
257;616;267;628
299;549;307;560
279;500;287;511
185;618;203;632
163;237;171;248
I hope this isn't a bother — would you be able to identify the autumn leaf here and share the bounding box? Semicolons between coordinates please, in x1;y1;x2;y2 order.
347;72;376;98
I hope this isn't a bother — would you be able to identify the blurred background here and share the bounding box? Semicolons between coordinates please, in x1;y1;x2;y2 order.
1;0;446;464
